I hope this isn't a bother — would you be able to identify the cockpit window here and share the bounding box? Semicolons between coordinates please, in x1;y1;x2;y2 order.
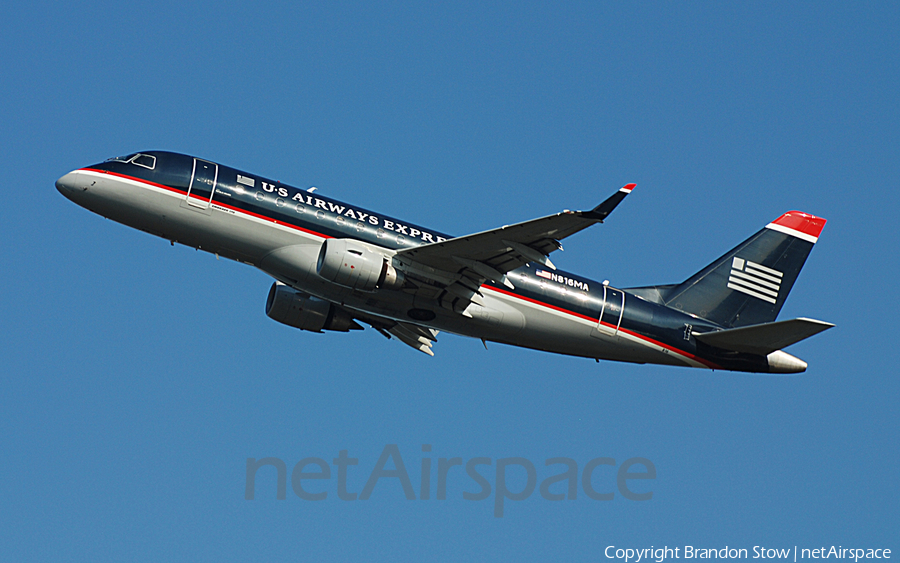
106;153;139;163
131;154;156;169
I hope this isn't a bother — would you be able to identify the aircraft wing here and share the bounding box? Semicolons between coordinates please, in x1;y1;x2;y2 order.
394;185;634;313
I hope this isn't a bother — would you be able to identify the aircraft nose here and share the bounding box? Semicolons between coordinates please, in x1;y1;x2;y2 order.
55;171;80;200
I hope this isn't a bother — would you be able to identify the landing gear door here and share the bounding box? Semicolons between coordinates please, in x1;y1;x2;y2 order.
185;158;218;209
591;285;625;339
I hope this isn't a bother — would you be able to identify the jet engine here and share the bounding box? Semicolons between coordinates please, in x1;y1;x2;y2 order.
316;238;404;292
265;282;362;332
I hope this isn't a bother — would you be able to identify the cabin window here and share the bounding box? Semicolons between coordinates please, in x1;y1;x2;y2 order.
131;154;156;169
295;204;305;214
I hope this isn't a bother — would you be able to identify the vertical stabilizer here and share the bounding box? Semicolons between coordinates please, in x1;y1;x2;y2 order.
664;211;826;328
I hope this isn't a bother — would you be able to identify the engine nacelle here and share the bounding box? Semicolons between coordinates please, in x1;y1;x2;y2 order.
265;282;362;332
316;238;405;292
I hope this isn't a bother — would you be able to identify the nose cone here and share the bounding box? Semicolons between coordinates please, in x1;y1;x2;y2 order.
56;171;80;201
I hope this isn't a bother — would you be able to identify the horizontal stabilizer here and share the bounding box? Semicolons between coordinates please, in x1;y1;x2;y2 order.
694;318;834;355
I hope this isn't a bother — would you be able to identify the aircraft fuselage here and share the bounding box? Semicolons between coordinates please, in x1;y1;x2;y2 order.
56;151;819;373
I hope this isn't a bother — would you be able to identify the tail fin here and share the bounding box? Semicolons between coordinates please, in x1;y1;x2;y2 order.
663;211;826;328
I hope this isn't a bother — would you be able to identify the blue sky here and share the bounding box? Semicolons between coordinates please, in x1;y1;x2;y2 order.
1;1;897;560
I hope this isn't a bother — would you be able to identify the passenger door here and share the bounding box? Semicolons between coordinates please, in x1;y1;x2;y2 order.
591;284;625;339
185;158;218;209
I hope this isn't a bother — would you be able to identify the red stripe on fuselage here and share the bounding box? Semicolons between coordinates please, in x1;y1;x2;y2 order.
82;168;333;240
483;285;597;324
482;285;721;369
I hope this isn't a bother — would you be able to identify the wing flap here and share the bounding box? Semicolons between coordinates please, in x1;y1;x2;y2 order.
344;307;440;356
387;323;438;356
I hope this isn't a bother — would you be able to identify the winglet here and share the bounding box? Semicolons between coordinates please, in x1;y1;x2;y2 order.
583;184;635;221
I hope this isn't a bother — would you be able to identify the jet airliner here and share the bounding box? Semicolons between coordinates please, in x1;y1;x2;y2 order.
56;151;832;373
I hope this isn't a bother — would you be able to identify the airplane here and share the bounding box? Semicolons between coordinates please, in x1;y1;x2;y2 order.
56;151;833;373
